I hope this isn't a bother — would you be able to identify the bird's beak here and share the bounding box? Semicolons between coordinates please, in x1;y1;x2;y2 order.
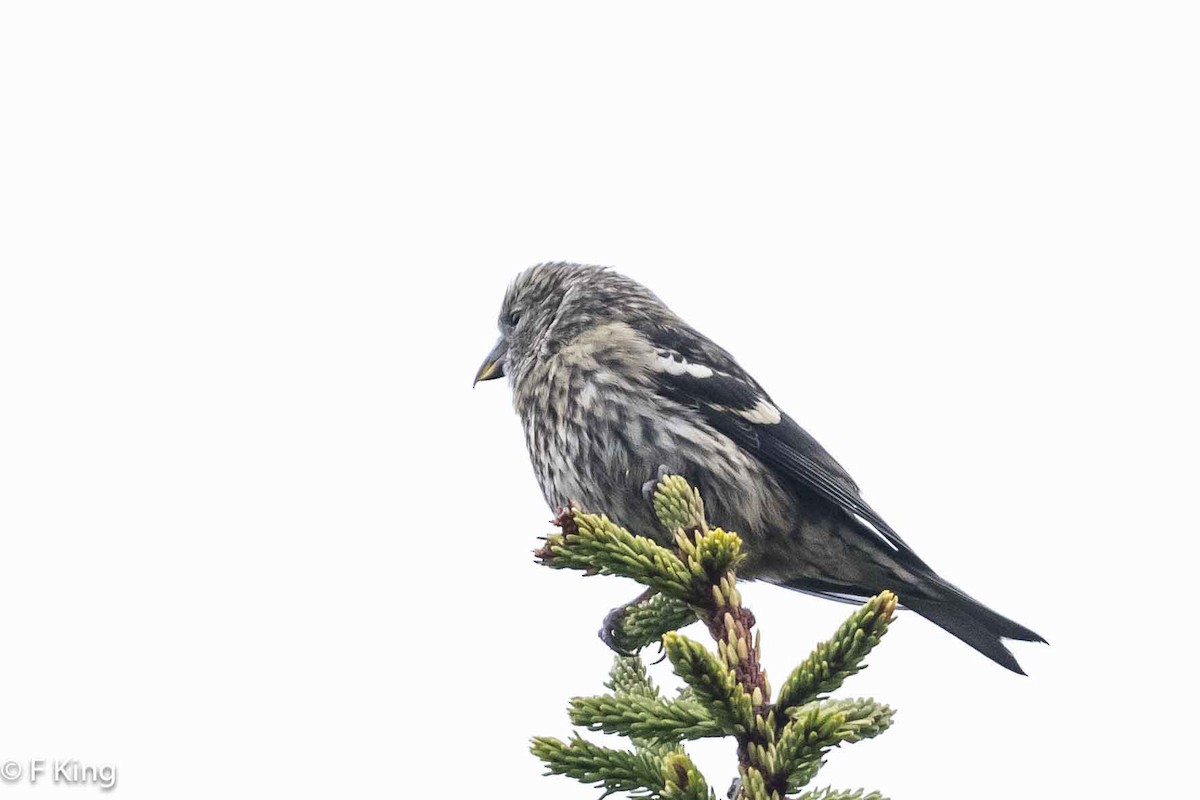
473;338;507;387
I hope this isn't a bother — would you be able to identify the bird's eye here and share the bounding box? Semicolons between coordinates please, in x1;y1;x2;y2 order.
508;310;522;326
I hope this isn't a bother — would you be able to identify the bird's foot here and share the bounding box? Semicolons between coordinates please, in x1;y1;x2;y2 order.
641;464;680;504
597;588;658;656
598;605;636;656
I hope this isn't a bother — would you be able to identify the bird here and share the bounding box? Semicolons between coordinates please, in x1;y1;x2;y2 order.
474;262;1045;674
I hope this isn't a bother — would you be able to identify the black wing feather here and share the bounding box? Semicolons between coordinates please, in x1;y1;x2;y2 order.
647;325;929;570
752;412;929;568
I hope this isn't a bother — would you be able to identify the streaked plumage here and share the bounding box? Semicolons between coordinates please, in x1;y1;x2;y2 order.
475;262;1045;673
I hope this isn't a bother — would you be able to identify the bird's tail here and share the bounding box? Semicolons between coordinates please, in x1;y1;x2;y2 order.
901;579;1046;675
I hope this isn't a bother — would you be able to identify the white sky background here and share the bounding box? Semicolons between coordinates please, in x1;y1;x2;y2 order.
1;2;1197;798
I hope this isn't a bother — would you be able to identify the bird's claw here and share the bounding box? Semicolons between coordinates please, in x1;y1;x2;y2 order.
641;464;680;504
598;605;637;657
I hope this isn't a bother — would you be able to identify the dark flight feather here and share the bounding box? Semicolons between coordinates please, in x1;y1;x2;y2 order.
646;325;930;570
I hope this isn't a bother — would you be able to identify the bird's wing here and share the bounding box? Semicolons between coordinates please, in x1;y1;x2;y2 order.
645;324;929;569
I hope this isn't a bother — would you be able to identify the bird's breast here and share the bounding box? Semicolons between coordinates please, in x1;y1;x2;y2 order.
515;346;799;552
515;356;662;530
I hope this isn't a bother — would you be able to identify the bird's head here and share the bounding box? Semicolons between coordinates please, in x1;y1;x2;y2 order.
473;262;666;390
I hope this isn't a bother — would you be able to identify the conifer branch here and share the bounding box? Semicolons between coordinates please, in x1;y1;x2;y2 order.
608;592;697;655
660;751;713;800
811;698;895;744
796;789;886;800
661;632;753;735
774;698;893;794
607;654;662;699
536;512;695;599
603;656;695;756
773;593;897;716
650;474;707;533
570;693;724;741
531;735;667;797
531;476;895;800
